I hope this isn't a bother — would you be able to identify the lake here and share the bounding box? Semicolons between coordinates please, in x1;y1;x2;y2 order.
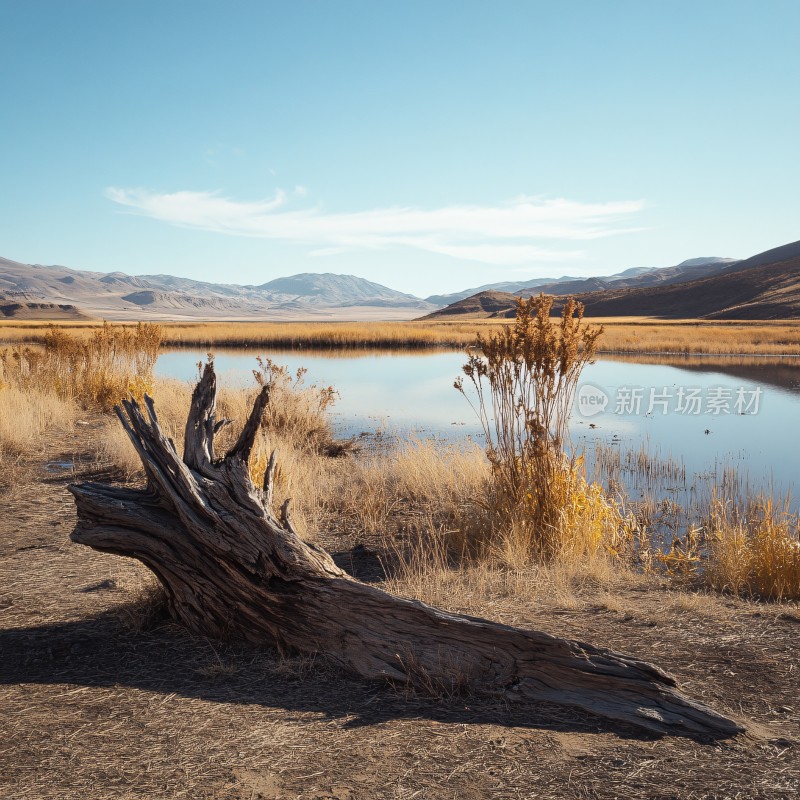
156;349;800;508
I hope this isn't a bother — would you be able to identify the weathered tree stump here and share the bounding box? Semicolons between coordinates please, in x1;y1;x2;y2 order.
69;364;744;737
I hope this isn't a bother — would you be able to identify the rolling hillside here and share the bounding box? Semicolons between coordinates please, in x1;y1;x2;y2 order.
422;241;800;320
0;258;435;321
0;299;89;320
424;257;736;307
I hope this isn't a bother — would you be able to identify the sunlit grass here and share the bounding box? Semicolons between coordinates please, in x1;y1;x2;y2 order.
0;383;76;457
703;496;800;601
0;323;161;466
3;319;798;602
3;317;800;354
1;322;162;410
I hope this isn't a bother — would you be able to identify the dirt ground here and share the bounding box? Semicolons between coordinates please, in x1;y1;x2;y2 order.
1;428;799;799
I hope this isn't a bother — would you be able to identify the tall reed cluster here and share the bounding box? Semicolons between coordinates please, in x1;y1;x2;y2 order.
455;295;625;561
1;322;162;410
702;497;800;601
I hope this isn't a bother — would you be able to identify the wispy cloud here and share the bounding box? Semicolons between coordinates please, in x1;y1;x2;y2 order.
105;187;645;266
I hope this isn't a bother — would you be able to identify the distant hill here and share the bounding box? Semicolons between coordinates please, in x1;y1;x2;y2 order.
424;257;737;307
421;241;800;320
425;276;578;307
259;273;424;307
426;290;522;319
0;297;89;320
522;257;738;298
0;258;436;321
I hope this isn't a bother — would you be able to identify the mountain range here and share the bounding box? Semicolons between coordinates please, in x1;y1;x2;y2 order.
1;240;798;321
422;257;737;306
0;258;435;321
423;240;800;320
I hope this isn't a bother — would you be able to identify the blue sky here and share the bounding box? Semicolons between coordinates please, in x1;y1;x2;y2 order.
1;0;799;296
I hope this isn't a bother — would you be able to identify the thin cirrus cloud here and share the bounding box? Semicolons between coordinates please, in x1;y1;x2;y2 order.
104;187;646;266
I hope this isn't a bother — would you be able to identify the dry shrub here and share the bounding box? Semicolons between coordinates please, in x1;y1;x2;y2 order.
455;294;630;563
704;497;800;601
0;322;162;410
251;356;340;454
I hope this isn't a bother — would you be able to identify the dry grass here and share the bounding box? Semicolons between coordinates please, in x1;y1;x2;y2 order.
4;453;798;800
0;323;160;488
3;321;798;605
593;440;800;601
1;322;162;410
0;382;77;498
335;438;486;535
0;319;487;350
4;316;800;354
0;384;77;457
382;535;633;618
598;319;800;355
703;496;800;601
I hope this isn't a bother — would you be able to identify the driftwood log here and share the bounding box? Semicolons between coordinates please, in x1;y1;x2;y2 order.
69;364;744;738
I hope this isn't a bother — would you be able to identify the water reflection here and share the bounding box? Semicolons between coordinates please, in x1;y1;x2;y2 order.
604;354;800;394
156;348;800;505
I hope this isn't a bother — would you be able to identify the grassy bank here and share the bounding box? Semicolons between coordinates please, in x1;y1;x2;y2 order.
3;322;800;798
2;321;799;600
3;317;800;354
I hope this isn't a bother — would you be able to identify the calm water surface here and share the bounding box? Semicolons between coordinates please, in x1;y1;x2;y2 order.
157;349;800;505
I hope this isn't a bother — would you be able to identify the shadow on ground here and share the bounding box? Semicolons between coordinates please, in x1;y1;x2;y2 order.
0;602;660;742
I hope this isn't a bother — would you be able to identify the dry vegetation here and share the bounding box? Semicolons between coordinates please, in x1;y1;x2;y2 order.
454;295;622;563
2;318;800;797
1;321;161;410
2;317;799;598
703;497;800;601
2;410;799;799
3;316;800;355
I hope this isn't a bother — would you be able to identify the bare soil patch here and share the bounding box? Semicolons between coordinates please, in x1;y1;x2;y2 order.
1;427;798;799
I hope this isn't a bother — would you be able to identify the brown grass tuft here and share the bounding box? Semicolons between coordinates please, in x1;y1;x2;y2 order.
455;295;634;563
704;496;800;601
116;578;170;633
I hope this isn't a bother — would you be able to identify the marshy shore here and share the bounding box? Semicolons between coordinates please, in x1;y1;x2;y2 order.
4;317;800;355
1;320;799;798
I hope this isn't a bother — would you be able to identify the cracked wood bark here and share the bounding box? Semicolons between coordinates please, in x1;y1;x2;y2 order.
68;363;744;738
